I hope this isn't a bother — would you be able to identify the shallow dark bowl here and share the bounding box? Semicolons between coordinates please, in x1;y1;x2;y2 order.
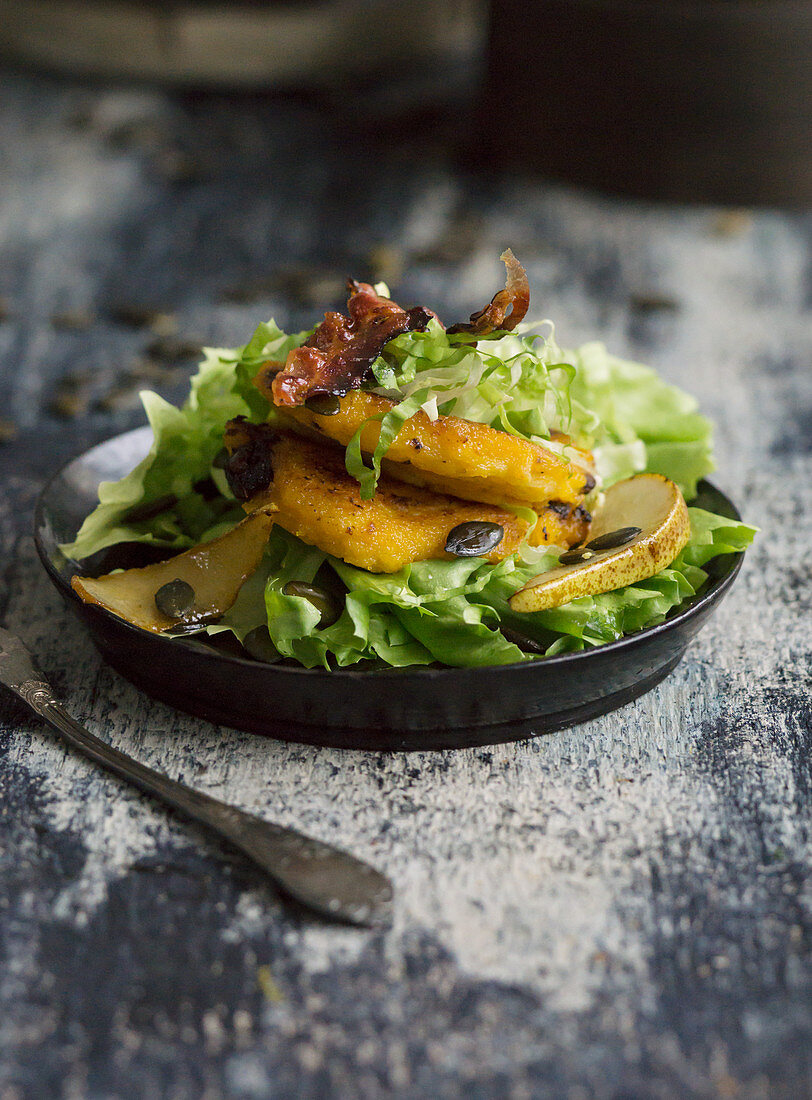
35;428;745;750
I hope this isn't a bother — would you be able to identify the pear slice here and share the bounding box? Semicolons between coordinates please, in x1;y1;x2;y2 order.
72;509;276;633
509;474;690;613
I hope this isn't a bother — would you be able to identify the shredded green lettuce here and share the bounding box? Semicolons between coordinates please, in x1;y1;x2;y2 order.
344;388;431;500
334;320;715;499
356;319;578;495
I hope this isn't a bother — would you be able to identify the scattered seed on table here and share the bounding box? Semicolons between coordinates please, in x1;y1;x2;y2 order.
0;418;18;444
50;309;95;331
109;303;177;335
146;335;202;363
628;293;680;315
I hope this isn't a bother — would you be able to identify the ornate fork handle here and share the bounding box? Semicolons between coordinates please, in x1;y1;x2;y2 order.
0;627;392;927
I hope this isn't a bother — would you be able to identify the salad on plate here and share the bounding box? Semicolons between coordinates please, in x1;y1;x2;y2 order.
66;252;755;670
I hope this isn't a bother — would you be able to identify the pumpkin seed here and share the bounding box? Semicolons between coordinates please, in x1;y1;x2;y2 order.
499;626;547;655
445;521;504;557
586;527;641;552
305;391;341;416
164;620;208;636
155;578;195;618
282;581;341;628
225;441;274;500
242;626;281;663
559;547;595;565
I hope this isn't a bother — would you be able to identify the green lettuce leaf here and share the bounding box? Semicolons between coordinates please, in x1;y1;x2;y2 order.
566;341;715;498
62;321;308;560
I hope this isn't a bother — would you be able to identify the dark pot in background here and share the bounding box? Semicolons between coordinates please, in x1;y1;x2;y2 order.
482;0;812;205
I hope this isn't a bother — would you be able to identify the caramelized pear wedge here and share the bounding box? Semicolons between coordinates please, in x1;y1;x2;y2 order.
71;510;276;633
509;474;690;613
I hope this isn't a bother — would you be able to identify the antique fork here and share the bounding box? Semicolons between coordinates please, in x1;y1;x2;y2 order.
0;626;393;927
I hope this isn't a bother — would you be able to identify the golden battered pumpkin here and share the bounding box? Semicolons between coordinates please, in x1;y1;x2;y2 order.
254;378;594;509
226;425;532;573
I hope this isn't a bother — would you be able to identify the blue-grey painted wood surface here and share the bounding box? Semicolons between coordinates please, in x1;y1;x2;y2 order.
0;68;810;1100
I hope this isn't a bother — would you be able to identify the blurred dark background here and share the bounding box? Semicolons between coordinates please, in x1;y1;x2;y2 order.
2;0;811;203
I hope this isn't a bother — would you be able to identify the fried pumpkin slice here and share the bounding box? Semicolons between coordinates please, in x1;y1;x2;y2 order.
254;383;594;508
71;510;276;633
528;502;592;548
382;454;591;546
225;424;531;573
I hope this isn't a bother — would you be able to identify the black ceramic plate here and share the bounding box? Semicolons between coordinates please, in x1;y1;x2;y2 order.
35;428;745;751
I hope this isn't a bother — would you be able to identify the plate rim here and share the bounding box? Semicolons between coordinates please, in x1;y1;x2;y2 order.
34;426;746;682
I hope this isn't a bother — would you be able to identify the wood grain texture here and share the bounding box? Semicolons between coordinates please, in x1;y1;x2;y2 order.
0;71;810;1099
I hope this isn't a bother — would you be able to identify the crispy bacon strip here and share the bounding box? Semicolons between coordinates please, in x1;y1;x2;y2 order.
270;280;433;408
447;249;530;335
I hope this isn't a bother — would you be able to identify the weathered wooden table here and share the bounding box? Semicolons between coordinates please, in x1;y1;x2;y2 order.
0;69;809;1099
